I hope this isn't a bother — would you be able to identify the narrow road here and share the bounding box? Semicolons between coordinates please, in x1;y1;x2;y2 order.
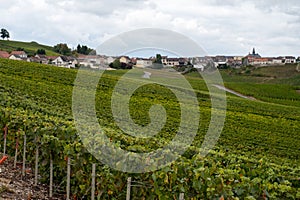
213;84;256;101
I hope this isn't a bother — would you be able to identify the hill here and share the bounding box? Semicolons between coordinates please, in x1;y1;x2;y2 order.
0;59;299;199
0;40;60;56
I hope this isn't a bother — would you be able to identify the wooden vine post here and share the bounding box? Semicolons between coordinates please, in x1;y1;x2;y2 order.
91;163;96;200
3;125;7;155
66;157;71;200
22;133;27;177
14;130;20;168
49;153;53;198
179;193;185;200
126;177;132;200
34;136;39;186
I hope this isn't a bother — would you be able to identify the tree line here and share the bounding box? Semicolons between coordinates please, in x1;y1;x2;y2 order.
53;43;96;56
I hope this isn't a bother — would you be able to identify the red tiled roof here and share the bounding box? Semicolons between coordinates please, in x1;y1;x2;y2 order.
0;51;10;58
10;51;27;55
47;56;58;60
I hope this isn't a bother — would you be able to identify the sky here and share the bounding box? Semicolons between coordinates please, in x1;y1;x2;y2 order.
1;0;300;57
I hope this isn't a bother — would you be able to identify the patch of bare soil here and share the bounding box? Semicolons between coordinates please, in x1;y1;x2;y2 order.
296;90;300;94
0;155;63;200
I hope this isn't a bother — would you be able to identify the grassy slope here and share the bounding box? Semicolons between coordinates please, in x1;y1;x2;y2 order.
216;64;300;107
0;59;299;198
0;40;60;56
0;59;299;166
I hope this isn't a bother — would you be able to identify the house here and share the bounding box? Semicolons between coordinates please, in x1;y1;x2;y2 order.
77;55;100;68
229;56;243;68
0;51;10;58
211;56;228;68
161;56;168;65
27;57;42;63
243;48;262;65
105;56;115;65
119;56;131;64
162;57;181;66
251;58;269;66
136;58;153;68
10;51;28;58
9;54;25;61
34;54;50;64
283;56;296;64
52;56;78;68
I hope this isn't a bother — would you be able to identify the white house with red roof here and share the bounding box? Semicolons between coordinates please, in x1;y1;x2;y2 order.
10;51;28;58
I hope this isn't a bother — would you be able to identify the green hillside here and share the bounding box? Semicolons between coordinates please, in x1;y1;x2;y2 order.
0;59;299;199
0;40;60;56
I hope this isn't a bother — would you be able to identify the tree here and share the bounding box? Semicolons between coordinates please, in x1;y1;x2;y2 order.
36;49;46;55
53;43;71;55
110;59;121;69
76;44;95;55
154;54;162;64
16;47;24;51
0;29;10;40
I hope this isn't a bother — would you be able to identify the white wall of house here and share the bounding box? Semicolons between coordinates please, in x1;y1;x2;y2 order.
284;57;296;64
120;57;130;64
9;55;22;61
272;59;283;64
105;57;115;65
136;59;153;68
52;57;64;66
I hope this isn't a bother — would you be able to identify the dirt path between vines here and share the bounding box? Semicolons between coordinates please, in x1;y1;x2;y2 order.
0;154;63;200
213;84;257;101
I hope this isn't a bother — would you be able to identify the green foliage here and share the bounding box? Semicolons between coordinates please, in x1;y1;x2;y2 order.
0;28;10;40
76;44;95;55
0;59;299;199
154;54;162;64
109;58;121;69
36;49;46;55
53;43;71;56
109;59;132;69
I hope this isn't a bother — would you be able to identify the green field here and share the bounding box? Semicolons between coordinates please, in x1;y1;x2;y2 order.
0;59;299;199
0;40;60;56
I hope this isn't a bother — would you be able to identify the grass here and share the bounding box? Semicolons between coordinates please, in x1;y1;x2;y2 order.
0;40;60;56
217;64;300;106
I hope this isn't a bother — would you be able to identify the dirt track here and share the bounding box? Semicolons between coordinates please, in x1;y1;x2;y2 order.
213;84;257;101
0;154;63;200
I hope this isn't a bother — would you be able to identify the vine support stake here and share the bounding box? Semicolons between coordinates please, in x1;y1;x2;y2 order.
179;193;184;200
14;135;19;168
22;133;26;177
126;177;132;200
49;157;53;198
91;163;96;200
3;125;7;156
34;142;39;186
66;157;71;200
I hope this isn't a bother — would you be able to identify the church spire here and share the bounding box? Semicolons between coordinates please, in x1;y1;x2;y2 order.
252;48;256;55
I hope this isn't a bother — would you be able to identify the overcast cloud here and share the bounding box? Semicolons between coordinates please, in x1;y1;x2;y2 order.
1;0;299;56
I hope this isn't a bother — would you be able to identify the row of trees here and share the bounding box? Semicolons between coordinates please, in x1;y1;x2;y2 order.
53;43;96;56
1;28;10;40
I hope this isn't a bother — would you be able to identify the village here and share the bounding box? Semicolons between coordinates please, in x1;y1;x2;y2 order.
0;48;299;70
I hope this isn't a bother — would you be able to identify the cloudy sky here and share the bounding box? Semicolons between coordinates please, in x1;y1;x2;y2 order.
1;0;300;56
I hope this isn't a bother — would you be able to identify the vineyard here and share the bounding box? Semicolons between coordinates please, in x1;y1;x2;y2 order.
0;58;299;199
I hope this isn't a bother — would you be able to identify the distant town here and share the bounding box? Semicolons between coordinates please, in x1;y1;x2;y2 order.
0;48;299;71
